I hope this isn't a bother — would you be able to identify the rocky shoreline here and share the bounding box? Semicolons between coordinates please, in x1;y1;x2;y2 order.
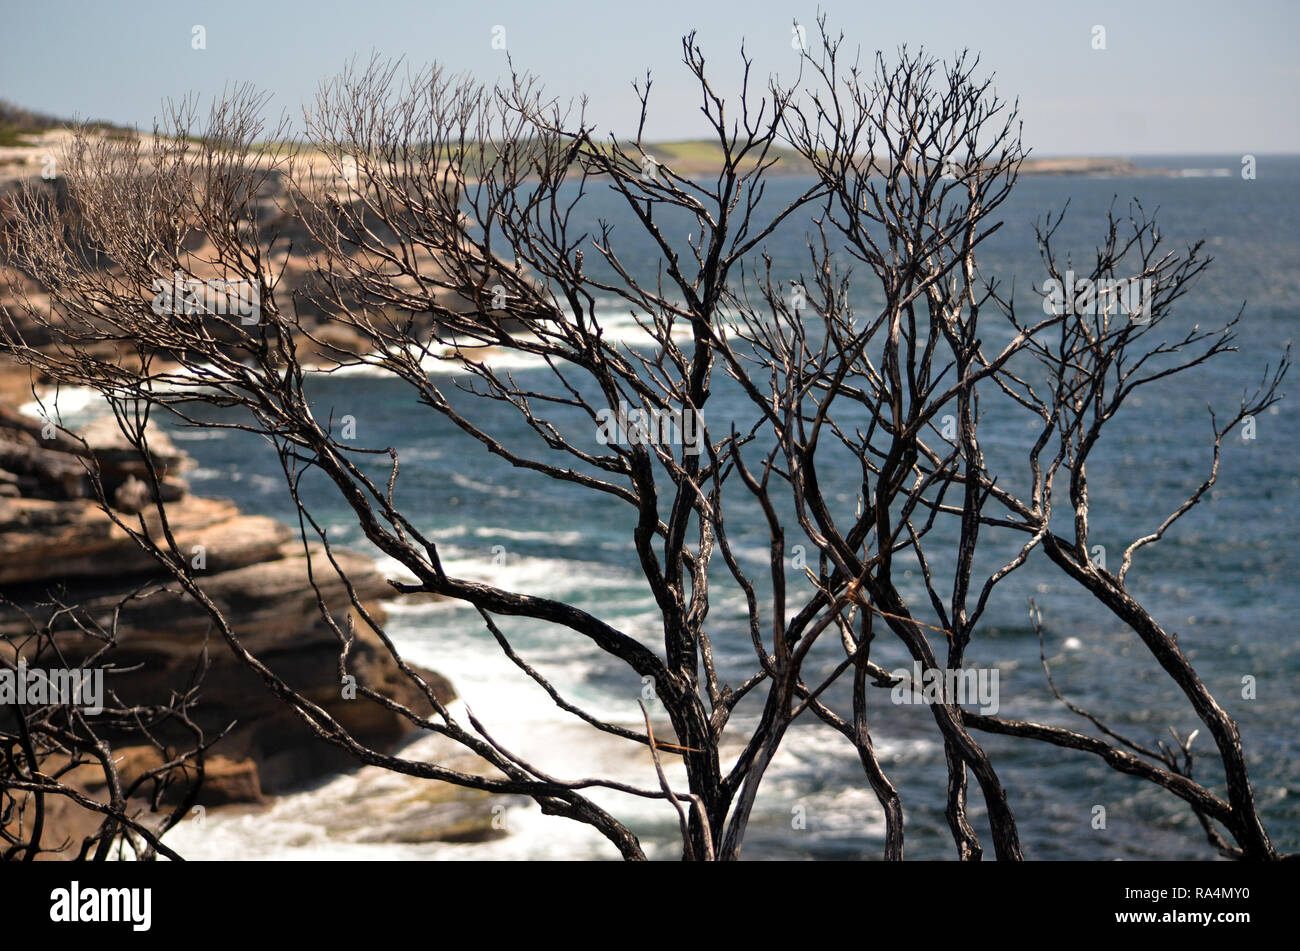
0;402;503;856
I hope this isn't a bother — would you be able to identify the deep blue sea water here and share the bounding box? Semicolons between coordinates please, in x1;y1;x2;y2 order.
56;155;1298;860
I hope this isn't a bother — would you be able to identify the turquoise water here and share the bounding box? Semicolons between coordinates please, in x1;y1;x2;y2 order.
97;156;1300;859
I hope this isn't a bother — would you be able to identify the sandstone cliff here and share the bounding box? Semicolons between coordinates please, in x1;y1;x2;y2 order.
0;403;498;856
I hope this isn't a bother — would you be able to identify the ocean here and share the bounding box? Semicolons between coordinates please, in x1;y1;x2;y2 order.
43;155;1300;860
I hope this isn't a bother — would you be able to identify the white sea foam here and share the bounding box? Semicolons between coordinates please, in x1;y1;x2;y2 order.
311;305;696;381
448;471;521;498
19;385;106;424
471;525;585;545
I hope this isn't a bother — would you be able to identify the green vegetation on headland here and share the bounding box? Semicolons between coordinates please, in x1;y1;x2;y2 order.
0;99;1154;181
613;139;1148;178
0;100;130;148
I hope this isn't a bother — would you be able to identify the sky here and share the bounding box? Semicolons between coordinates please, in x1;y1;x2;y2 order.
1;0;1297;155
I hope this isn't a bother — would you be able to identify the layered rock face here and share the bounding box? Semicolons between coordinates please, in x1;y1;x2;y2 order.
0;404;471;853
0;158;529;406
